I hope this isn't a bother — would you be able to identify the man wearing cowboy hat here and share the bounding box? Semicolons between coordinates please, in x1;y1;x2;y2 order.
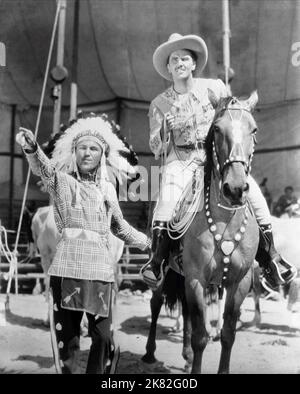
141;33;296;292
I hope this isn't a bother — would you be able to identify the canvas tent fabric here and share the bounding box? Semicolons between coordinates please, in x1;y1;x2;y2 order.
0;0;300;206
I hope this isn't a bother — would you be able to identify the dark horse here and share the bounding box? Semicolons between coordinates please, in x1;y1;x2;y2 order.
143;91;260;374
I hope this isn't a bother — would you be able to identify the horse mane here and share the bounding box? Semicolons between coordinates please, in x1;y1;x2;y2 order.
204;96;234;185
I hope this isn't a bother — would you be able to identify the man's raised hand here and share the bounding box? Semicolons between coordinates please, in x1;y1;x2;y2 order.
16;127;37;152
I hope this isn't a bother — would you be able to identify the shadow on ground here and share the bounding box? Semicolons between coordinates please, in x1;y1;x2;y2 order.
238;321;300;338
76;349;173;374
118;351;172;374
0;368;23;374
13;355;53;369
4;310;49;331
118;315;182;343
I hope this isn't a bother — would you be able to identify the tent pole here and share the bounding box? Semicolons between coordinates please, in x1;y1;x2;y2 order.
222;0;231;92
52;0;67;136
70;0;80;122
116;98;122;126
0;42;5;66
8;105;16;230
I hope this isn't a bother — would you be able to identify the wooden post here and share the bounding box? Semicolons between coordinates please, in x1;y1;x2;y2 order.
116;98;122;126
0;220;6;324
52;0;67;136
0;42;5;66
70;0;80;122
9;105;16;229
222;0;231;91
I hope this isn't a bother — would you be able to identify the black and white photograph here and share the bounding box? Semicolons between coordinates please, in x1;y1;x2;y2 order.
0;0;300;377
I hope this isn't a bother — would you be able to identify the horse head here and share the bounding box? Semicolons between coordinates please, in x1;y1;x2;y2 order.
207;90;258;209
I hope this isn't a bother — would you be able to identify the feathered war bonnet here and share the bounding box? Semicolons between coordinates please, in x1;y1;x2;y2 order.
51;114;138;185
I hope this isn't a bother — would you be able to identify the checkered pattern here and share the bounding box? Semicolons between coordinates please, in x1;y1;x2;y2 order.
26;147;151;282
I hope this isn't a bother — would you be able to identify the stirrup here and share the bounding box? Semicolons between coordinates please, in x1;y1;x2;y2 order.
140;260;166;290
281;266;297;284
269;260;286;284
261;277;280;294
270;258;297;284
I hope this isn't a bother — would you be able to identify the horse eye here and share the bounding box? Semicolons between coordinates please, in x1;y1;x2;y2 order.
252;128;258;135
214;125;220;133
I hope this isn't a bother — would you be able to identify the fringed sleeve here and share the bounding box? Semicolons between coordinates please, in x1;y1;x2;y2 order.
149;101;165;160
105;182;151;251
25;145;55;177
24;145;68;200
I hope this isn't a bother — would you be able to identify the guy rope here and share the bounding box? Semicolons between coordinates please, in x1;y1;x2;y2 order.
3;1;62;315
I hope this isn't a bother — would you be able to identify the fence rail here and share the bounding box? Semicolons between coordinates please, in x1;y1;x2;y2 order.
0;242;149;289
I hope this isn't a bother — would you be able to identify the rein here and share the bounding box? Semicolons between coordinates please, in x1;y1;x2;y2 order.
208;97;256;211
204;97;254;292
212;100;256;178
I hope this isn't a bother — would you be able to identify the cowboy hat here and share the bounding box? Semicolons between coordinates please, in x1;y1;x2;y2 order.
153;33;208;81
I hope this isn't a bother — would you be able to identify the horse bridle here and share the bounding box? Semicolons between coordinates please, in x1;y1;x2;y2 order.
211;97;257;177
208;97;257;211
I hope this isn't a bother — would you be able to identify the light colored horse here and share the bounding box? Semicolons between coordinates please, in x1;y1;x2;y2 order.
272;216;300;269
287;277;300;329
273;216;300;327
31;205;60;303
236;215;300;329
279;201;300;219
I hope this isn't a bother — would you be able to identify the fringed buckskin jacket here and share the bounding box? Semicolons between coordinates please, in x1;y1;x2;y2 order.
148;78;227;163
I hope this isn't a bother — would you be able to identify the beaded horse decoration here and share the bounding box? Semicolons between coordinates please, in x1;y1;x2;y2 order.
204;92;258;292
181;90;260;374
142;92;261;375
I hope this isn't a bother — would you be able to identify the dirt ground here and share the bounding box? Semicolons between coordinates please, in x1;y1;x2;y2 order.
1;289;300;374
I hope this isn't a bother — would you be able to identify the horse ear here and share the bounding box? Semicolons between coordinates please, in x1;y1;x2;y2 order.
246;91;258;112
208;88;219;109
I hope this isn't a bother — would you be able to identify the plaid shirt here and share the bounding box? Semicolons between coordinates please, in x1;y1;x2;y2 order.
26;147;151;282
